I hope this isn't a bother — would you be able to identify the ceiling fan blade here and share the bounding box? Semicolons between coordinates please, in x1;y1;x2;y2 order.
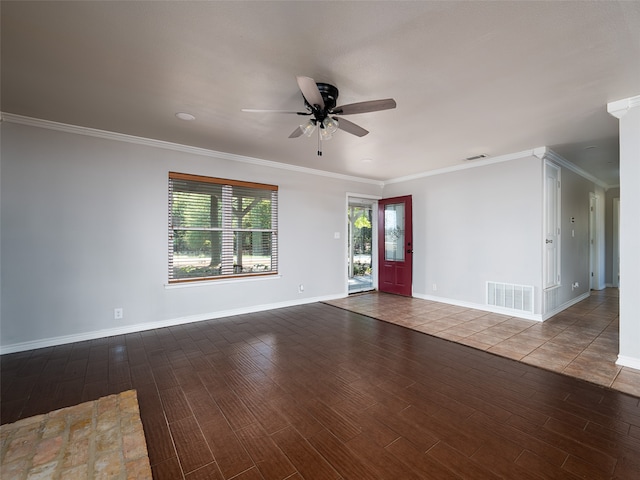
333;98;396;115
242;109;310;115
296;76;325;109
337;117;369;137
288;126;304;138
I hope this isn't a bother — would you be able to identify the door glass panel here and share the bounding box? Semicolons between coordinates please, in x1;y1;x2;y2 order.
348;203;373;293
384;203;405;261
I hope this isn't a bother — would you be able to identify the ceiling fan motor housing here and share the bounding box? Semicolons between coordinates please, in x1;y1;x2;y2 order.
304;83;339;112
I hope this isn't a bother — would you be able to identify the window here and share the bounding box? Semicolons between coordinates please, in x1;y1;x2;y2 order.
168;172;278;282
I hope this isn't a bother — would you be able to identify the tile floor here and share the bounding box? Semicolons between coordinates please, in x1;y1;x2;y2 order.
326;288;640;397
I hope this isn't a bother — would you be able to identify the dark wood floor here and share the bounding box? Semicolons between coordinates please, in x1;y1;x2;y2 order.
2;303;639;479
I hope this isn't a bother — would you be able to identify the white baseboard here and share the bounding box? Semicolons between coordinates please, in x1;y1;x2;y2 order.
616;355;640;371
0;294;344;355
412;292;543;322
541;291;590;320
413;290;593;322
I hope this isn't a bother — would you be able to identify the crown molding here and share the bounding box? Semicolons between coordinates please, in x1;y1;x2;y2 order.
1;112;613;190
0;112;384;187
607;94;640;119
384;145;611;189
539;147;610;190
384;148;541;185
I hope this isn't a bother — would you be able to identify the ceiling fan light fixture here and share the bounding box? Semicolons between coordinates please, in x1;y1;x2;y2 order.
300;120;316;137
323;117;339;134
319;126;333;141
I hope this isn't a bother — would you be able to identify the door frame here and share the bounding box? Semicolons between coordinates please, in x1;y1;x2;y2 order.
346;193;380;294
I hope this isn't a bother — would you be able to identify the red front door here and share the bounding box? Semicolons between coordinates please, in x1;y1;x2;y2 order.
378;195;413;296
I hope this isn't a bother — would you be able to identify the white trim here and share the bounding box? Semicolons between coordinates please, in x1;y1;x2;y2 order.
2;113;615;189
540;148;610;190
0;112;384;187
0;293;343;355
384;148;540;185
0;114;616;190
412;293;544;322
346;192;383;201
616;355;640;371
541;291;590;321
414;290;591;323
607;94;640;119
164;274;282;289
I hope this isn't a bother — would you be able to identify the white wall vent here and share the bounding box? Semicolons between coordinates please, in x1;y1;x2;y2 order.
487;282;534;314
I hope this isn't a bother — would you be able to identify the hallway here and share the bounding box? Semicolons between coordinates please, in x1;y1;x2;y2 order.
327;288;640;397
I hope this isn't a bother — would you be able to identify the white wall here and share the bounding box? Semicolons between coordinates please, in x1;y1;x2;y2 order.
2;120;629;356
0;122;382;351
383;156;544;315
611;99;640;369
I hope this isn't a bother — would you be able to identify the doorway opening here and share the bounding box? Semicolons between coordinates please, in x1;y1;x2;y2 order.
589;193;599;290
613;198;620;288
348;199;375;293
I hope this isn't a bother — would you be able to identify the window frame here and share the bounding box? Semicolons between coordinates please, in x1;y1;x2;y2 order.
168;171;278;284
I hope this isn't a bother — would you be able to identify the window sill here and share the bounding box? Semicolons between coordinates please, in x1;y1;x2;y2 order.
165;274;282;289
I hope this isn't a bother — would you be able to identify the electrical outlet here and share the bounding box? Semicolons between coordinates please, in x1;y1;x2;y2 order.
298;284;304;294
432;283;437;291
114;308;123;319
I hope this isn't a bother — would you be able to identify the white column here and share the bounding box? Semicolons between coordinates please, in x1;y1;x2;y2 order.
608;95;640;369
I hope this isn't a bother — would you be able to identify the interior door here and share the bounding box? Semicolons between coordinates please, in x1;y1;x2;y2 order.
378;195;412;296
544;161;561;289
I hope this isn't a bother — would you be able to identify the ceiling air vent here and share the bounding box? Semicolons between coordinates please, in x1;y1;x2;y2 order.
465;154;488;161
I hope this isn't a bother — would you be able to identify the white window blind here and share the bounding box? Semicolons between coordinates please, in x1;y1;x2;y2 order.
169;172;278;282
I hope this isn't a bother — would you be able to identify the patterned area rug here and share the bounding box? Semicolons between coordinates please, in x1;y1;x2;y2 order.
1;390;152;479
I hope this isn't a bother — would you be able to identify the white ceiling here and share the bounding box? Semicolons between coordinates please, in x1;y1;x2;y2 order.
2;1;638;185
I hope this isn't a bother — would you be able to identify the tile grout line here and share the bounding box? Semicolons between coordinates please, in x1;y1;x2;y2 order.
324;290;638;397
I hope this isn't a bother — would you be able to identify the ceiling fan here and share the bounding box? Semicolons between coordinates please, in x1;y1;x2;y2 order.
243;76;396;155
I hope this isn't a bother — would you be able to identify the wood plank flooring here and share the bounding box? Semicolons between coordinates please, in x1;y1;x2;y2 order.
2;303;639;479
327;288;640;397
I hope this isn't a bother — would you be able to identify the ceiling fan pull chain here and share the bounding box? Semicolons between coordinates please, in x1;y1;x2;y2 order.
317;128;322;156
